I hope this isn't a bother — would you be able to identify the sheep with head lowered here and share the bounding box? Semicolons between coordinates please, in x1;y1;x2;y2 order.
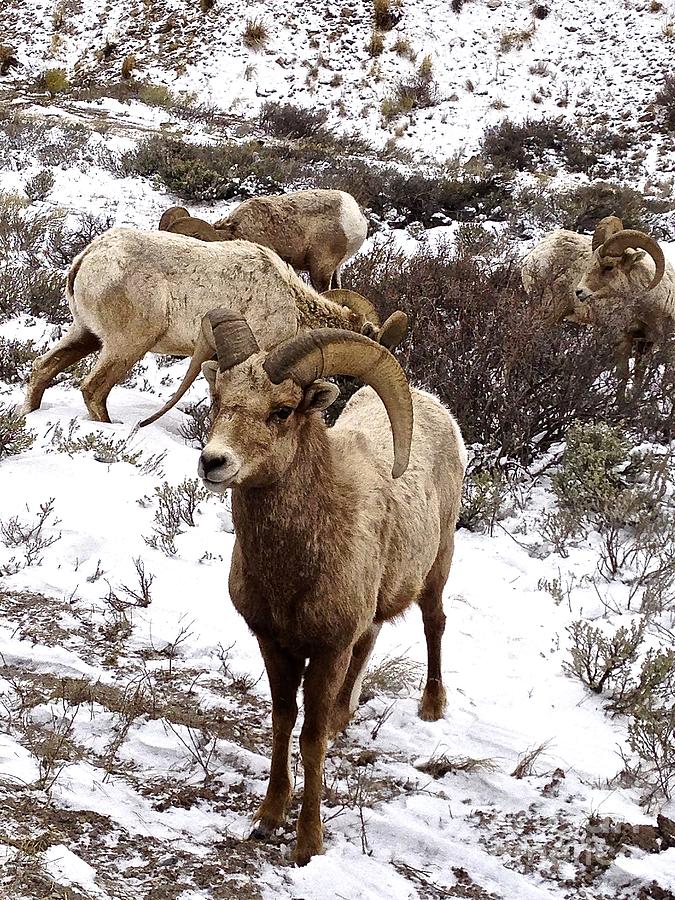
160;188;368;292
522;217;674;402
520;216;624;325
188;311;466;865
23;227;406;424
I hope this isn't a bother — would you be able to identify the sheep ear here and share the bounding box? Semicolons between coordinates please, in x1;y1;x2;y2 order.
300;380;340;413
201;360;219;391
621;248;646;270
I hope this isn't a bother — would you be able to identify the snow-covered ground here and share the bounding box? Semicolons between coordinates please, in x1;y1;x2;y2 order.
1;351;674;899
2;0;675;894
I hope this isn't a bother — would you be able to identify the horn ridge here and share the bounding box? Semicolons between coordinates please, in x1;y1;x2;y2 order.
264;328;413;478
599;229;665;290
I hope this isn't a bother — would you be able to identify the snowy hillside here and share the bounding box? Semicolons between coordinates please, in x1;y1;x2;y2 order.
2;0;675;897
3;0;675;164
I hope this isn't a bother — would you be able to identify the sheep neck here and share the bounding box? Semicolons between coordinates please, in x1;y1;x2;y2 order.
230;418;354;581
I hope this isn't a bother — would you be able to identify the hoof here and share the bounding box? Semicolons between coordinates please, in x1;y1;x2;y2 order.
294;839;324;866
418;685;447;722
249;823;274;841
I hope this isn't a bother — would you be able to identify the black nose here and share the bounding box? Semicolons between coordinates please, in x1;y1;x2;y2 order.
575;289;585;299
201;453;226;475
199;451;236;479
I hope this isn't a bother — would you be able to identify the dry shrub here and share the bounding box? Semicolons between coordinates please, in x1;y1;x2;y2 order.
24;168;54;202
343;239;667;463
0;45;18;76
656;73;675;131
39;67;69;97
373;0;402;30
121;54;136;78
259;102;330;140
243;18;268;49
482;116;591;173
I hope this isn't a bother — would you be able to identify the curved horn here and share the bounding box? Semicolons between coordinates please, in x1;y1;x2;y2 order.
264;329;413;478
377;311;408;350
591;216;623;251
599;230;665;290
139;315;217;427
139;310;260;427
159;207;191;231
208;309;260;372
167;217;225;242
321;289;381;327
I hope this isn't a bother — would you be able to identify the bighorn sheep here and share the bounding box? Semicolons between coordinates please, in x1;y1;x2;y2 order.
522;217;674;401
520;216;624;325
189;312;466;865
159;189;368;292
23;228;406;423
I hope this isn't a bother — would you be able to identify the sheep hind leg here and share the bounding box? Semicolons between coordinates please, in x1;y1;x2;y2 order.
251;636;305;839
329;623;382;736
80;338;155;422
23;325;100;414
308;257;334;293
417;533;454;722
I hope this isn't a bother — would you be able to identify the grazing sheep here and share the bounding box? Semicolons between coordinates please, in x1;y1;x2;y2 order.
575;226;672;400
23;228;407;424
520;216;624;324
161;189;369;292
191;313;466;865
522;217;674;401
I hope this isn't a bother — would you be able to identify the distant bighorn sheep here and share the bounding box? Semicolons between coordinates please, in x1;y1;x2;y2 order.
190;312;466;864
159;189;369;292
23;228;407;423
522;217;674;400
520;216;624;325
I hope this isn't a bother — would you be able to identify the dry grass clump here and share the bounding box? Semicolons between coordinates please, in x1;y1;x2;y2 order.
499;26;534;52
373;0;402;30
242;18;268;50
415;753;497;778
39;67;69;97
121;54;136;78
511;742;550;779
381;54;437;121
392;36;415;59
361;652;423;698
367;29;384;57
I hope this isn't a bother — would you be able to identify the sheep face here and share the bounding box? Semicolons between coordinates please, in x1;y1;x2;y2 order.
575;249;649;324
198;357;338;492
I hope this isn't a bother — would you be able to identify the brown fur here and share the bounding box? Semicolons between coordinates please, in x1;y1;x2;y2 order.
213;189;368;292
198;358;466;865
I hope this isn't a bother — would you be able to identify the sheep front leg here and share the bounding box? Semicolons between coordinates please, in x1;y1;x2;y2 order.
252;636;305;838
296;647;352;866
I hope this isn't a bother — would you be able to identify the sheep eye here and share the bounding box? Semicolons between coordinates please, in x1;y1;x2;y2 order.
269;406;294;423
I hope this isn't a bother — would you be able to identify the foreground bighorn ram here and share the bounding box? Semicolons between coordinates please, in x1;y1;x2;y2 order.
190;311;466;865
160;188;368;291
522;217;674;401
23;228;405;423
